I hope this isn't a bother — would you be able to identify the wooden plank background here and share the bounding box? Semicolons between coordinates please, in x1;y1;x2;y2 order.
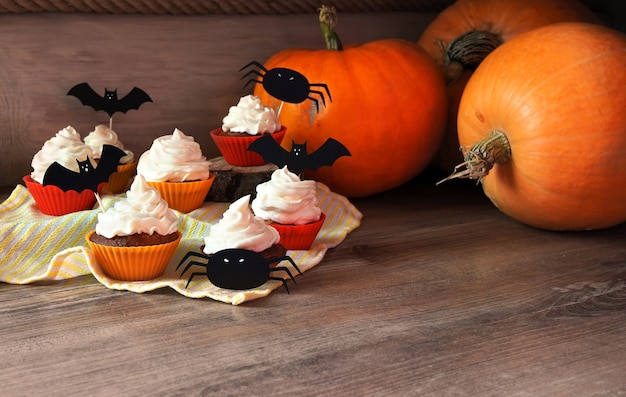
0;11;434;188
0;1;623;189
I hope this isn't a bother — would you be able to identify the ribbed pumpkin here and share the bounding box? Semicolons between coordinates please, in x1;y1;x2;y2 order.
418;0;600;172
443;23;626;231
253;6;447;198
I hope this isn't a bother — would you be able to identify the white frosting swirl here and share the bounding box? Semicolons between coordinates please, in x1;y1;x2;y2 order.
136;128;211;182
203;195;280;255
251;166;321;225
84;124;135;164
30;125;95;184
95;175;178;238
222;94;281;135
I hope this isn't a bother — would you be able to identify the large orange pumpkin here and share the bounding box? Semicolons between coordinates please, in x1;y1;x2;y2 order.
418;0;600;172
444;23;626;231
253;7;447;198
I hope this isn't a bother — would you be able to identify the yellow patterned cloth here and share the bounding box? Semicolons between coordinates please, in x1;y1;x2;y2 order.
0;183;362;304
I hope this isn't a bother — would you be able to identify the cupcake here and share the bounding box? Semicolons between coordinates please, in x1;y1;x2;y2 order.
25;125;100;215
84;124;136;194
203;194;286;261
137;128;214;213
251;166;325;250
86;175;181;281
210;94;286;166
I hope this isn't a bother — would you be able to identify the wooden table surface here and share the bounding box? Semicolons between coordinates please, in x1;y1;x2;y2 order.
1;172;625;396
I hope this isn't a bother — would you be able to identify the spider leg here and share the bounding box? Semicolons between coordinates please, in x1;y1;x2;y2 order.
309;83;332;102
307;96;320;112
242;78;264;89
271;266;297;284
238;60;268;73
185;272;209;288
178;261;209;279
269;276;291;294
309;90;327;107
267;255;303;276
176;251;209;271
240;69;265;80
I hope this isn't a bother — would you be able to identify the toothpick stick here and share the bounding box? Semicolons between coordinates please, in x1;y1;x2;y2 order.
277;101;285;119
94;192;105;213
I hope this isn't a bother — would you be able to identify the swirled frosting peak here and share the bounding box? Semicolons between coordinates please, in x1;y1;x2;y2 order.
137;128;211;182
84;124;134;164
222;94;281;135
95;175;178;238
31;125;94;183
251;166;321;225
203;194;280;255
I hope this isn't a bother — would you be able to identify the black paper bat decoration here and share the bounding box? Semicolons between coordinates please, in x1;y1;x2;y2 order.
67;82;152;118
43;144;127;192
248;134;350;175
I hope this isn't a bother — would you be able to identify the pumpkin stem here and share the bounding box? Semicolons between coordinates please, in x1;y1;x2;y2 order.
444;31;503;86
437;130;511;185
319;5;343;51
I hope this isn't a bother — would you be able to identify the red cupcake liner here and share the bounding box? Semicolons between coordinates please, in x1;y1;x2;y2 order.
87;230;182;281
210;126;286;167
146;174;215;213
269;212;326;250
23;175;101;216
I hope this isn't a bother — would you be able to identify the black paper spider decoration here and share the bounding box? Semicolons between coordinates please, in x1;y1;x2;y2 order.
240;61;331;112
177;248;303;293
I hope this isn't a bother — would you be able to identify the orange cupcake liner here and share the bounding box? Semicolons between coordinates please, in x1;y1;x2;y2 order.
210;126;286;167
86;230;182;281
270;212;326;250
105;161;137;194
146;174;215;213
23;175;100;216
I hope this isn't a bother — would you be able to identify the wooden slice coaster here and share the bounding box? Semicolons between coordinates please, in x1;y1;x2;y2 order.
206;156;277;202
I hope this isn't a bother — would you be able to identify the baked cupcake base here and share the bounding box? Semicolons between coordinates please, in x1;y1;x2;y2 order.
260;243;287;266
89;231;180;247
87;230;182;281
